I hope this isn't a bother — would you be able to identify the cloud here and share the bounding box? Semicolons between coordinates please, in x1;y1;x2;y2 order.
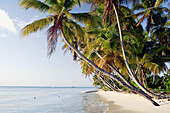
13;17;27;28
0;9;17;33
0;33;7;38
13;15;39;29
13;15;41;38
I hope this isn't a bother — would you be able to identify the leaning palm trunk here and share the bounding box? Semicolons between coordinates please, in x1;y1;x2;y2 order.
99;75;120;92
60;28;159;106
93;49;135;89
112;3;169;99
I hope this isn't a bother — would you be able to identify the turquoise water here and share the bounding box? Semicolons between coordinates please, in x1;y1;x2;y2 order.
0;87;108;113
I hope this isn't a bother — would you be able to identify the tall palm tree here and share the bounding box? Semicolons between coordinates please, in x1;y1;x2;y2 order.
82;0;170;99
151;14;170;56
126;31;169;88
19;0;161;106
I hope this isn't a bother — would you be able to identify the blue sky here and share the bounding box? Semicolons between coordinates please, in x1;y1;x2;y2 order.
0;0;93;87
0;1;169;87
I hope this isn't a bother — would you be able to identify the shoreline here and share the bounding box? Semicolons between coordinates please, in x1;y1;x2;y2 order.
95;90;170;113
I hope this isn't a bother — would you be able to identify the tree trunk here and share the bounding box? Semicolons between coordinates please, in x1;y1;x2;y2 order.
142;69;147;88
92;48;135;89
112;3;168;99
60;28;160;106
99;75;120;92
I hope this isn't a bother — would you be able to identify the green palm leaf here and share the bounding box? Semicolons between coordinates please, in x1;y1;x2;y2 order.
133;10;146;18
21;16;54;37
154;0;163;7
19;0;57;13
71;13;102;27
67;19;85;40
43;0;58;5
165;21;170;26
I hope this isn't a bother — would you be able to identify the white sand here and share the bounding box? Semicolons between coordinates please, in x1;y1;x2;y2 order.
96;90;170;113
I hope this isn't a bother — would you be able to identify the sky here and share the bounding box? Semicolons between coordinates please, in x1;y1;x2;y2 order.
0;1;169;87
0;0;93;87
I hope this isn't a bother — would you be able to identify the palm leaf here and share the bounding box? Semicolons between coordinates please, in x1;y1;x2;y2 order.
47;19;63;56
67;19;85;40
64;0;74;9
165;21;170;26
19;0;57;13
133;10;146;18
74;0;81;7
136;9;151;27
21;16;54;37
154;0;168;8
154;0;163;7
43;0;58;5
149;46;168;56
62;23;75;40
71;13;102;27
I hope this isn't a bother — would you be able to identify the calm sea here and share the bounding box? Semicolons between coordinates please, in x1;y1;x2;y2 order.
0;87;108;113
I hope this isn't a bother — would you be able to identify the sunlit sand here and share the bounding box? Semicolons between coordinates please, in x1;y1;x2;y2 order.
97;90;170;113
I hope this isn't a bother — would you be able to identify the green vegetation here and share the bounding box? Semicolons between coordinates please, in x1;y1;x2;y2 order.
19;0;169;106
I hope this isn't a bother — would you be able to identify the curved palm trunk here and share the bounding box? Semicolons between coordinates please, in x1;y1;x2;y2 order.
92;48;135;89
112;4;168;99
99;75;120;92
60;28;159;106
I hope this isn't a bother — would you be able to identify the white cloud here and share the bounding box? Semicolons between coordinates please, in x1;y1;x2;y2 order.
0;9;17;33
13;15;41;38
13;17;27;28
13;15;39;29
0;33;7;38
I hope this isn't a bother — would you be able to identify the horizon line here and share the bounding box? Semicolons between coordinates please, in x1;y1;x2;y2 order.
0;86;95;88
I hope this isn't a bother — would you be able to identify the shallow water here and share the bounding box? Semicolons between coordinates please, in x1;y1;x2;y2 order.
0;87;109;113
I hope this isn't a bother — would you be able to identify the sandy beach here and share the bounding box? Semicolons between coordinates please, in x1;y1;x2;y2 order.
96;90;170;113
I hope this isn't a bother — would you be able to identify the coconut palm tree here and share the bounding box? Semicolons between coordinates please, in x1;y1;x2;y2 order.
19;0;161;106
126;31;169;88
151;14;170;56
82;0;170;99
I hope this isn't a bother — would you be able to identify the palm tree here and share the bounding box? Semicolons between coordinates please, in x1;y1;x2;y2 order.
82;0;170;99
151;14;170;56
125;31;169;88
19;0;161;106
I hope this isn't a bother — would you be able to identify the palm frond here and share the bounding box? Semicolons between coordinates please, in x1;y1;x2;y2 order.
154;0;163;7
154;0;169;7
136;9;151;27
74;0;81;7
165;21;170;26
71;13;102;28
67;19;86;41
86;28;107;38
133;10;146;18
64;0;79;9
62;23;75;41
43;0;58;5
21;16;54;37
19;0;57;13
47;19;62;56
149;46;168;56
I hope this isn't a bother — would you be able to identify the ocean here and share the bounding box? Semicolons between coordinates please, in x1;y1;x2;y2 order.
0;87;108;113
